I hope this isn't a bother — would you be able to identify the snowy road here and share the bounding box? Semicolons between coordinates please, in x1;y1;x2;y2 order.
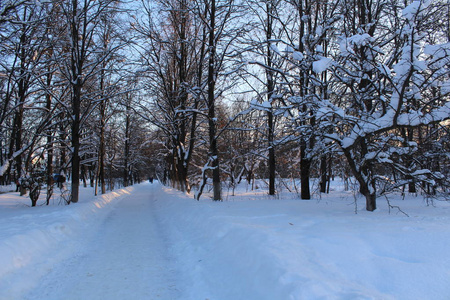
23;184;180;300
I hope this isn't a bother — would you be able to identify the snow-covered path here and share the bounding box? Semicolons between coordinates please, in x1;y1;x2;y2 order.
23;184;180;300
2;181;450;299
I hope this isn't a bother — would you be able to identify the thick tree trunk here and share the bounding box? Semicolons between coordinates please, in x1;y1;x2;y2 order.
123;98;130;187
10;108;24;194
176;0;189;193
267;85;275;195
268;136;275;195
343;145;377;212
320;155;327;193
300;139;311;199
176;155;188;192
408;181;416;193
68;0;87;203
14;39;27;196
14;17;30;196
45;71;54;205
360;182;377;212
366;193;377;212
98;99;106;195
210;137;221;201
266;0;276;196
208;0;221;201
297;0;312;200
70;83;81;203
58;120;67;187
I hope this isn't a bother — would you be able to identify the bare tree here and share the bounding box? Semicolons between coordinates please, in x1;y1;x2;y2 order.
132;0;207;193
60;0;121;203
194;0;247;200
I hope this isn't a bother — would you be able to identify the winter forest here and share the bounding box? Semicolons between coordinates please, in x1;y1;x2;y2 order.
0;0;449;212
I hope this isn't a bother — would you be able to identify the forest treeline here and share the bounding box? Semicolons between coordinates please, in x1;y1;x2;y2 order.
0;0;449;211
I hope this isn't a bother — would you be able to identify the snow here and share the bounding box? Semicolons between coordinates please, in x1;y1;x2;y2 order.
0;161;10;177
402;1;432;20
250;99;272;112
270;44;281;56
284;45;294;53
339;33;375;57
1;181;450;299
441;81;450;94
402;1;421;20
261;101;271;108
0;187;133;298
312;57;333;74
393;59;410;79
292;51;304;61
377;64;391;77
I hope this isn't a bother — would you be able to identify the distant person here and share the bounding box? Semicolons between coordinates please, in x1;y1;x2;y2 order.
53;174;66;188
149;177;153;183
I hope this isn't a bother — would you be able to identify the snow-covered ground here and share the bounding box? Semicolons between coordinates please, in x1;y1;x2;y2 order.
1;180;449;300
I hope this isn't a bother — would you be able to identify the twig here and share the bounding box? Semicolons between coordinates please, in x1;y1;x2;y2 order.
383;195;409;217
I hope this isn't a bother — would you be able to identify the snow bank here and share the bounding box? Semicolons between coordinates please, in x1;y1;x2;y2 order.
0;186;133;298
153;182;450;299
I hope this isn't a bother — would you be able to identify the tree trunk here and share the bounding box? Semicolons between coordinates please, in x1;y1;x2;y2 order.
98;95;106;195
343;145;377;211
176;0;189;193
359;179;377;212
13;29;28;196
208;0;221;201
82;165;88;188
123;96;131;187
300;139;311;199
70;83;81;203
268;134;276;195
297;0;311;200
320;155;327;193
364;191;377;212
69;0;83;203
45;72;54;205
266;0;276;196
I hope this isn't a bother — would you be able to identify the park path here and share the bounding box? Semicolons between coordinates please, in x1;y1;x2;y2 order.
23;183;180;300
